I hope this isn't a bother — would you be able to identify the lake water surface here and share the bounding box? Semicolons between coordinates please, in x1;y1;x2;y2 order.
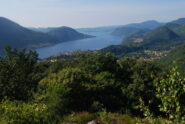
36;30;123;58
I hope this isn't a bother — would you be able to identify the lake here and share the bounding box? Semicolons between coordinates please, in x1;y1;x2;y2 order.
36;30;123;58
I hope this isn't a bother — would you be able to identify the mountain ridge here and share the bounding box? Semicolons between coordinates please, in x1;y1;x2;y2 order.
0;17;92;55
111;20;164;38
102;17;185;56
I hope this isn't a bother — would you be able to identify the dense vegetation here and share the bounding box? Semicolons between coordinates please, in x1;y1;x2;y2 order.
0;47;184;124
159;45;185;75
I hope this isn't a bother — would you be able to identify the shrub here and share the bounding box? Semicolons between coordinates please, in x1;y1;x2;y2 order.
0;47;38;101
39;68;95;118
62;112;96;124
0;99;51;124
98;111;138;124
153;67;185;122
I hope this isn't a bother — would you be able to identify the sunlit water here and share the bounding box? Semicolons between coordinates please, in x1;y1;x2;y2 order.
36;31;123;59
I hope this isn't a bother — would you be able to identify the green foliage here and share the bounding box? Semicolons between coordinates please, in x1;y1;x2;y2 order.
102;44;142;57
90;101;104;112
38;53;166;119
62;111;139;124
138;98;153;118
39;68;95;118
93;72;123;111
62;112;97;124
62;111;184;124
119;59;161;115
0;47;38;101
0;99;50;124
154;67;185;121
144;27;179;44
78;51;119;74
98;112;138;124
159;45;185;75
1;47;185;123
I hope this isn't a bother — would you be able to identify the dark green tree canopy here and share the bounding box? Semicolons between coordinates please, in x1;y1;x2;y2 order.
0;46;38;100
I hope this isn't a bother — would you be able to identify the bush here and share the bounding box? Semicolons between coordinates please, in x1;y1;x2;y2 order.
92;72;124;112
62;112;96;124
153;67;185;122
39;68;95;118
0;47;38;101
62;111;143;124
0;99;51;124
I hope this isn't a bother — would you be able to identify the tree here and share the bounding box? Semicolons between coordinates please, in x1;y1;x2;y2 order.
92;72;124;112
78;51;119;74
39;68;94;118
154;67;185;122
0;46;38;101
118;58;162;115
0;99;50;124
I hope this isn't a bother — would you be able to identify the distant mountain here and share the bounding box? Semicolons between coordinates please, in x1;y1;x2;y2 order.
29;27;55;33
139;20;185;50
129;26;185;51
127;30;149;38
77;21;164;38
122;29;152;45
170;18;185;25
30;26;94;41
102;18;185;56
111;20;164;38
0;17;58;55
0;17;92;55
76;26;122;37
142;27;180;47
125;20;165;29
173;24;185;38
111;27;151;38
31;25;121;36
125;18;185;49
159;45;185;75
164;18;185;38
165;23;181;31
145;27;179;40
47;26;93;42
165;23;185;38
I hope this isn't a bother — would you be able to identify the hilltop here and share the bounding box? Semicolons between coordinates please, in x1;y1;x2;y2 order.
0;17;92;55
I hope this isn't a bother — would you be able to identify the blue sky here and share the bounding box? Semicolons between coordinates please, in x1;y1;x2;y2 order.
0;0;185;28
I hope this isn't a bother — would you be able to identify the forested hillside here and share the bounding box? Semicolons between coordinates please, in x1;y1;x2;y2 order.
159;45;185;75
0;17;185;124
47;26;93;42
1;0;185;122
102;18;185;57
0;17;56;54
0;17;92;55
111;20;164;38
0;47;184;124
